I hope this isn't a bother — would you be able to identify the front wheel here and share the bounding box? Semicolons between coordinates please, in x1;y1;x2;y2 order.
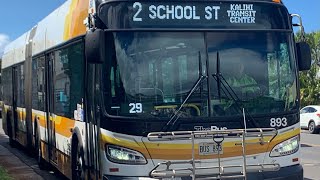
308;121;319;134
72;140;86;180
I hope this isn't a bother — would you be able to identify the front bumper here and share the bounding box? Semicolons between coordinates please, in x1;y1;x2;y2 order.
103;164;303;180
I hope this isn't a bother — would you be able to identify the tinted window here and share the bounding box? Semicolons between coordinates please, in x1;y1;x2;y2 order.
32;57;46;111
108;32;207;117
16;64;25;107
309;107;317;113
2;68;12;106
53;42;84;119
301;107;311;113
106;31;298;118
300;108;306;114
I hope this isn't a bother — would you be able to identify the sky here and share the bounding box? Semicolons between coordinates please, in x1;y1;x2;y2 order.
0;0;319;57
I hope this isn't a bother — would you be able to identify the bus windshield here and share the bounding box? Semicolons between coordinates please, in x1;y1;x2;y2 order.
105;31;297;118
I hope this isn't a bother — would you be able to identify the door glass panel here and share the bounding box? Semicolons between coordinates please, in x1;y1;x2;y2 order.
53;43;84;119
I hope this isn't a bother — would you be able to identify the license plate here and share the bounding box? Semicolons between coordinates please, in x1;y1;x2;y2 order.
199;142;223;155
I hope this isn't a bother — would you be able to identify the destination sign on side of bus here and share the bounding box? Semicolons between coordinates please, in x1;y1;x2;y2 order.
99;1;289;29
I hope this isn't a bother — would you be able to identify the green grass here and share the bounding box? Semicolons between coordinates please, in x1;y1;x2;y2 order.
0;166;12;180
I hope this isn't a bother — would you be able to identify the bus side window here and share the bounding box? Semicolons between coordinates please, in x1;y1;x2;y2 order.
53;42;84;119
16;63;25;108
32;57;46;112
2;68;13;106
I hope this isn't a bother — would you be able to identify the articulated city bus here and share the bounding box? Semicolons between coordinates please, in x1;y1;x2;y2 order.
1;0;311;179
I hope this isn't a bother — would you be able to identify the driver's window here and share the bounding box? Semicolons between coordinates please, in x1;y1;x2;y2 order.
268;43;294;100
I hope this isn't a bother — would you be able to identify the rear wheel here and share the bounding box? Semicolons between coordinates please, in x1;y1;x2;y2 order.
308;121;319;134
7;112;16;147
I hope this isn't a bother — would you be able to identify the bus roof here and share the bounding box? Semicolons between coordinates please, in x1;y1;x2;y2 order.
2;0;286;69
2;0;89;69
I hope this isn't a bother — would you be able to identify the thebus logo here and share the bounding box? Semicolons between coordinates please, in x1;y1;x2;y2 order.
194;126;227;131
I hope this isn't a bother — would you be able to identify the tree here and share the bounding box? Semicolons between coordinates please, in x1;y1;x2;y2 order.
298;31;320;107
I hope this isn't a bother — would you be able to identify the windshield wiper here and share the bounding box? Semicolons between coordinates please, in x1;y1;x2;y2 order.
212;52;258;128
162;75;208;131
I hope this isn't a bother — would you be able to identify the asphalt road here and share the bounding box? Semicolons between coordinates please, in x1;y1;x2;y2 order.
301;130;320;180
0;118;319;180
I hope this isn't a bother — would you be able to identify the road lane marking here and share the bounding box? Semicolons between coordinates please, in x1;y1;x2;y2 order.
301;143;320;147
303;163;320;166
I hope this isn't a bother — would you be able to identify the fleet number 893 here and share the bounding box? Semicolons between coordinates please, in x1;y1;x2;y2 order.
270;117;288;127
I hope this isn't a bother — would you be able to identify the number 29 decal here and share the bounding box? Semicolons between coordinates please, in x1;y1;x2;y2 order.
129;103;143;113
270;117;288;127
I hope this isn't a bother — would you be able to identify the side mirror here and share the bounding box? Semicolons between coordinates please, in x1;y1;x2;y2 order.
85;29;105;64
296;42;311;71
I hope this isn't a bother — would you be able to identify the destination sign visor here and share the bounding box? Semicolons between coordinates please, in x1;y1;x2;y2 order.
99;1;290;29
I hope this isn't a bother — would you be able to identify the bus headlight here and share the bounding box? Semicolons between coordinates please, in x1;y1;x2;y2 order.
270;135;299;157
106;144;147;165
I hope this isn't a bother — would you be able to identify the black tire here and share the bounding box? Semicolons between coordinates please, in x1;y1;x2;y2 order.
7;113;16;147
72;139;86;180
35;124;47;170
308;121;319;134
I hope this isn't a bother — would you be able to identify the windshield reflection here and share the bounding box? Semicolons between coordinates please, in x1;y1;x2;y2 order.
207;32;297;116
104;31;297;118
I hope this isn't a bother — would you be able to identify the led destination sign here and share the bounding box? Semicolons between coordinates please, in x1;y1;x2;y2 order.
100;1;289;29
134;3;256;23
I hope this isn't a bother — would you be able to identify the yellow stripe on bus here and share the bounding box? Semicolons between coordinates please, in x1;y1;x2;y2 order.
101;128;300;160
32;111;75;138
